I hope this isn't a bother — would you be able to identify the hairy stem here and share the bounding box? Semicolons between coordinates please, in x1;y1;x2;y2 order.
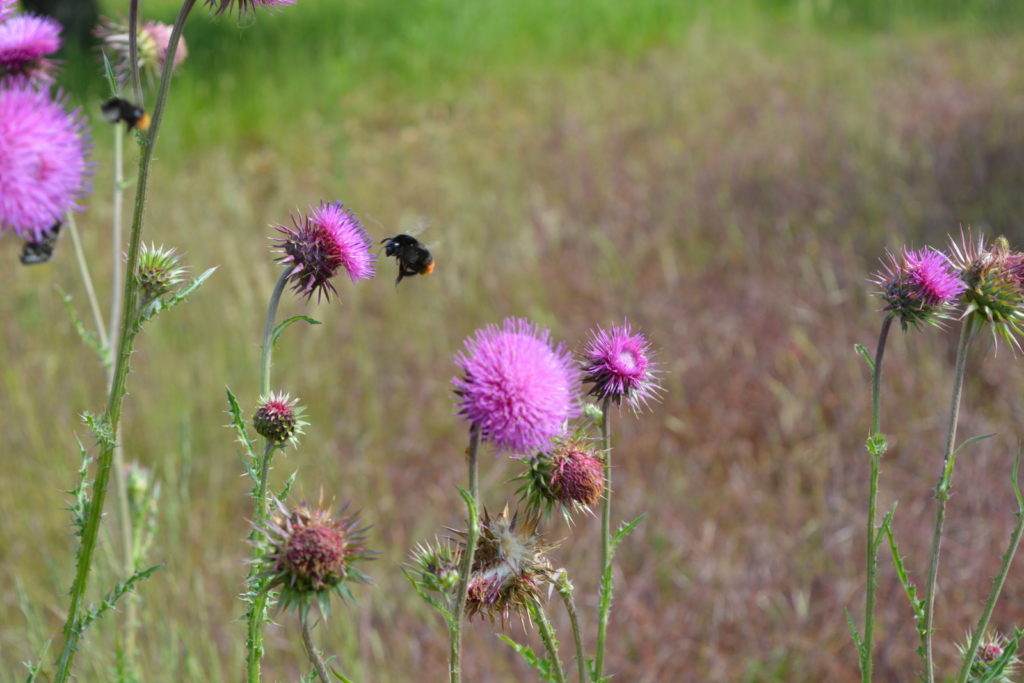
53;2;196;680
449;427;481;683
922;319;974;682
301;616;331;683
594;396;612;678
862;315;893;682
531;601;567;683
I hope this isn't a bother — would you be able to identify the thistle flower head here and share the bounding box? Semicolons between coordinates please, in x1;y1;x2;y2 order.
96;18;187;89
253;392;306;446
136;243;187;301
0;14;61;81
0;79;92;239
406;537;462;599
517;436;605;522
457;506;556;621
257;498;373;619
272;201;376;302
0;0;16;23
205;0;298;18
871;246;965;330
957;630;1021;683
581;320;661;413
453;318;580;455
948;230;1024;349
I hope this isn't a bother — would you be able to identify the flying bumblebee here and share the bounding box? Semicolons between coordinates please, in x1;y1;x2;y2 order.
19;221;62;265
100;97;150;131
381;234;434;285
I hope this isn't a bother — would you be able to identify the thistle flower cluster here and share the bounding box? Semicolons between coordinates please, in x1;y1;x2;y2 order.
957;631;1021;683
517;436;605;521
253;392;306;446
256;498;373;619
272;201;376;302
96;17;188;88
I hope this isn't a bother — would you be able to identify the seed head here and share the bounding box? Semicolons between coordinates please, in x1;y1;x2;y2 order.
253;392;306;446
257;498;373;619
581;320;662;413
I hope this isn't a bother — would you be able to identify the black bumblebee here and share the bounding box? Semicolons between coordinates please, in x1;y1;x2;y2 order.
100;97;150;131
19;221;62;265
381;234;434;285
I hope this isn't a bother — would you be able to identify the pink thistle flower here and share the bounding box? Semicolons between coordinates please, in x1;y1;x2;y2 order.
0;14;61;81
0;79;92;239
95;18;187;88
454;318;580;455
205;0;297;18
0;0;16;23
272;201;376;302
581;320;661;413
872;246;965;330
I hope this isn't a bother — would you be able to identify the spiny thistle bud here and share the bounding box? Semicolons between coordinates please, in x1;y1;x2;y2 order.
949;231;1024;349
957;630;1021;683
253;392;306;446
517;438;605;522
457;506;556;622
135;243;186;301
871;246;965;330
407;538;462;598
257;498;373;619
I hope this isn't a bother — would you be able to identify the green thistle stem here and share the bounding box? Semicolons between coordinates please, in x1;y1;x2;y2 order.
923;318;975;682
301;615;331;683
531;601;567;683
556;572;588;683
862;315;893;682
128;0;143;105
594;396;612;679
955;453;1024;683
260;266;294;397
449;426;481;683
66;213;108;351
53;2;196;679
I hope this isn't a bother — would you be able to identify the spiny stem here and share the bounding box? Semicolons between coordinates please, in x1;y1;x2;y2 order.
922;318;974;682
449;426;481;683
52;2;196;679
862;315;893;683
301;616;331;683
66;212;108;351
556;573;588;683
531;601;567;683
594;396;612;679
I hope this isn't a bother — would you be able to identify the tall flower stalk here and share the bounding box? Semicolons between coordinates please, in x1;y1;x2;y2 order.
53;1;197;679
449;427;480;683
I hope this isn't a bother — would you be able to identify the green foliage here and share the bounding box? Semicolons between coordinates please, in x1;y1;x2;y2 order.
135;266;217;331
58;287;105;363
271;315;321;349
498;635;561;682
78;565;163;632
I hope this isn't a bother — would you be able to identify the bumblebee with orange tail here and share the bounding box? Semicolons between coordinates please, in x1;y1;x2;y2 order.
381;234;434;285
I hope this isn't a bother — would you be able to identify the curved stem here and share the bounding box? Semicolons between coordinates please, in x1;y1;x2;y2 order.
922;319;974;682
862;315;893;682
594;396;612;679
66;213;108;352
556;573;588;683
531;601;567;683
53;2;197;680
261;266;294;397
128;0;143;104
301;616;331;683
449;426;481;683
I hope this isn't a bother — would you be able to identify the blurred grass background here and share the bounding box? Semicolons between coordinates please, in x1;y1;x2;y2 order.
4;0;1024;680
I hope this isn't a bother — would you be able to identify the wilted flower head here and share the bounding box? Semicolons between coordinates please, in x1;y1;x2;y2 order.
272;201;376;302
205;0;298;18
253;392;306;446
0;79;92;239
136;243;187;301
517;437;605;521
406;537;462;599
458;507;555;621
581;320;661;413
453;318;580;455
871;246;965;330
948;230;1024;349
0;14;61;81
957;630;1021;683
257;498;373;618
96;18;187;88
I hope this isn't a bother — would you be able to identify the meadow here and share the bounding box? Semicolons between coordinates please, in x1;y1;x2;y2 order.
3;0;1024;680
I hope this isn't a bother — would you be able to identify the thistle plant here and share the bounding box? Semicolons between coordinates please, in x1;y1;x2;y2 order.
580;320;660;680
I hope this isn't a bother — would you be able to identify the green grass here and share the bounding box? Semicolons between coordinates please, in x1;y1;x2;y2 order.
4;1;1024;681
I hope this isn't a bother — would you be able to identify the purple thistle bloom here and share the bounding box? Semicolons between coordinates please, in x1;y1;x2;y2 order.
581;320;661;413
0;79;92;239
0;0;16;23
272;201;376;302
454;318;580;455
0;14;61;81
205;0;297;17
871;246;965;330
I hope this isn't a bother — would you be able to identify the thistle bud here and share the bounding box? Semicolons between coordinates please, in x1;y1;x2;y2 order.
407;538;462;598
517;438;605;521
253;392;305;446
135;243;186;301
